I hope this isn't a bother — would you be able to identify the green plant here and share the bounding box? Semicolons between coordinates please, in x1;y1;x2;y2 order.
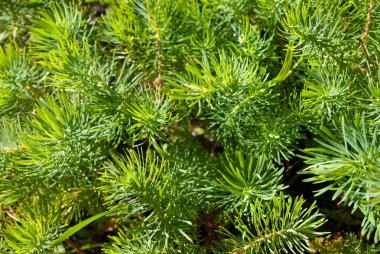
1;0;380;253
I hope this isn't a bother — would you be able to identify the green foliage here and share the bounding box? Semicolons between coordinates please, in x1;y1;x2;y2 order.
125;88;175;144
29;2;90;57
50;210;111;247
102;229;206;254
281;0;364;67
1;202;65;254
311;233;379;254
0;0;44;45
301;66;357;121
302;115;380;241
100;149;200;250
19;93;108;177
219;194;326;254
214;151;286;211
169;49;301;162
0;44;44;116
1;0;380;253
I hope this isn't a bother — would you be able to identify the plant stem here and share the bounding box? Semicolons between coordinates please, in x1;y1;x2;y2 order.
364;0;375;39
232;230;285;254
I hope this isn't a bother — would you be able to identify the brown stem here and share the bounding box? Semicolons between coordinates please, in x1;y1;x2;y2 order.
153;22;164;88
6;213;18;221
232;230;285;254
364;0;375;39
64;239;87;254
358;38;371;61
12;26;18;40
156;24;163;78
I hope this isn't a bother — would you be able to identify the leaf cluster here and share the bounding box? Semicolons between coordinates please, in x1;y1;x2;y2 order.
1;0;380;253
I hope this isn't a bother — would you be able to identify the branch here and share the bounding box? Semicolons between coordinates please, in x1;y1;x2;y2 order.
232;230;285;254
64;239;87;254
358;38;371;61
364;0;375;39
153;22;164;88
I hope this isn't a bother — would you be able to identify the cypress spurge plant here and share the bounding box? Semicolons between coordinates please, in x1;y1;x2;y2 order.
0;0;380;253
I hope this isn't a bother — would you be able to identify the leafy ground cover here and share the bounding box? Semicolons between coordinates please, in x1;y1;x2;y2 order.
0;0;380;253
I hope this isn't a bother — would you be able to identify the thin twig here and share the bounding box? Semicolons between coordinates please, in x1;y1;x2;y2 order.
64;239;87;254
358;38;371;61
232;230;285;254
6;213;18;221
364;0;375;39
156;23;163;78
147;13;164;88
153;22;164;88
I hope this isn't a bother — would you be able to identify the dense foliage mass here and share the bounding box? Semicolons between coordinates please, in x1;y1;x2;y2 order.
0;0;380;253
